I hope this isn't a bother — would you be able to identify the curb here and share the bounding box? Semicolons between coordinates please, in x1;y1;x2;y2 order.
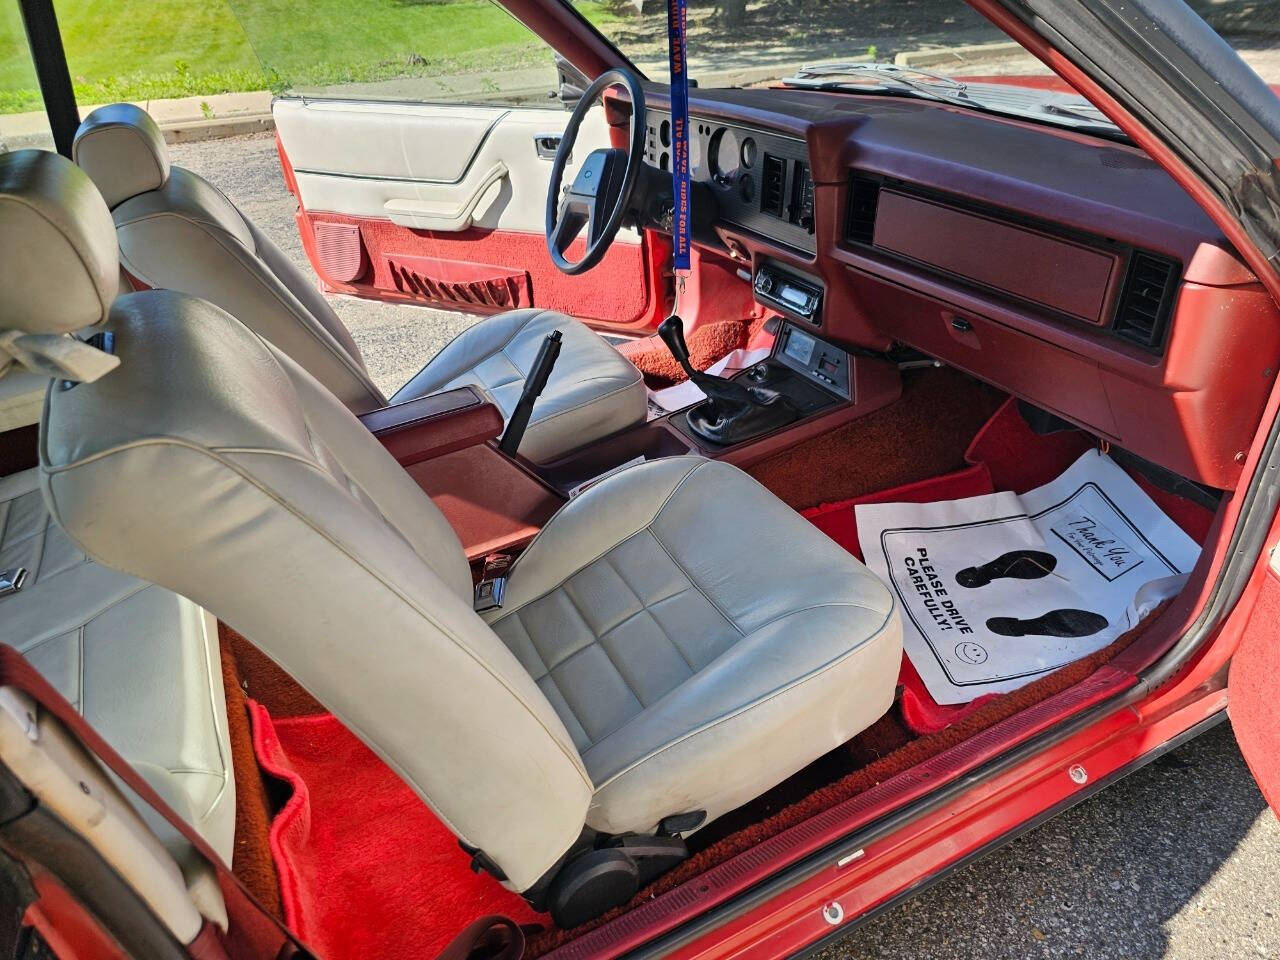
1;90;277;149
894;41;1026;69
1;111;276;149
161;112;274;144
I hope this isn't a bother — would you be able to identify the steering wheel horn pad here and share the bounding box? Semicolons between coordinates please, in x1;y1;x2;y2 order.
545;68;647;275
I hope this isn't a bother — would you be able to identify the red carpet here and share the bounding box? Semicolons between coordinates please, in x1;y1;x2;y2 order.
965;398;1214;544
248;702;546;960
963;397;1091;493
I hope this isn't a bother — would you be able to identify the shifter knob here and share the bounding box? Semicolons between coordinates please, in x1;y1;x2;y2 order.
657;315;691;365
657;315;694;372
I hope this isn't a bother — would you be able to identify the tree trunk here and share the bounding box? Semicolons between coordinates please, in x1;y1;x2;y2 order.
718;0;748;25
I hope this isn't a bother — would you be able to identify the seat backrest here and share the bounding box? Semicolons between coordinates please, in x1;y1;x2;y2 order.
2;149;591;893
72;104;387;414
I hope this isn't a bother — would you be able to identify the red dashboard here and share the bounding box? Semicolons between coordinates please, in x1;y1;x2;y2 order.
636;85;1280;491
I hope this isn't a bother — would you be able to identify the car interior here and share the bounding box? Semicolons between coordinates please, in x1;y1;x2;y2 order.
0;8;1265;957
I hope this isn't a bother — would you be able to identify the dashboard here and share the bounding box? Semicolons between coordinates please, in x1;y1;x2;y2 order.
634;85;1280;491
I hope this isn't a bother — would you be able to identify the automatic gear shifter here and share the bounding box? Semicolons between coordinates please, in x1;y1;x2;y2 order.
658;315;799;445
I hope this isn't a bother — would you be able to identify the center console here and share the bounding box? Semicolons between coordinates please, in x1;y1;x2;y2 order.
537;320;900;496
360;325;900;561
667;324;849;445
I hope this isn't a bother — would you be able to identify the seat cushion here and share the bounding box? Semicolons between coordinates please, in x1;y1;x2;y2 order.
0;468;235;863
486;457;903;836
392;309;646;463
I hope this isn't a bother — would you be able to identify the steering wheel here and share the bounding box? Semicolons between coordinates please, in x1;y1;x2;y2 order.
546;67;647;275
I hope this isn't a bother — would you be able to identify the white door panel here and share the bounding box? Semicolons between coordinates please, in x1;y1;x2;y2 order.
273;97;638;240
274;98;506;182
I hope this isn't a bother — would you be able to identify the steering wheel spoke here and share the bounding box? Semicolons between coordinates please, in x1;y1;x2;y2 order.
552;200;589;254
545;69;646;276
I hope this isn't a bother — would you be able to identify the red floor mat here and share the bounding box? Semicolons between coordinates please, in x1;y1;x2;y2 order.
803;463;1001;735
966;398;1214;544
803;462;994;559
248;701;546;960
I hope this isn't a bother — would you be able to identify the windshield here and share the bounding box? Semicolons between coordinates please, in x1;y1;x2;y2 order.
580;0;1280;133
586;0;1022;87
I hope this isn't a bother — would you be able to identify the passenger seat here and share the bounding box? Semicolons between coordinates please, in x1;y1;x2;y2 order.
71;103;648;463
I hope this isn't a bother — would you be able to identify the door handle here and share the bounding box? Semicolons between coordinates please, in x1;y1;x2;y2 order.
534;133;566;161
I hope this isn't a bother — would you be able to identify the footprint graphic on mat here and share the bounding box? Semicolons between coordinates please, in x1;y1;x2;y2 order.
956;549;1058;588
986;609;1109;638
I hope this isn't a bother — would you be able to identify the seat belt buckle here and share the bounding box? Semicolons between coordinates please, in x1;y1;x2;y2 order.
0;568;28;599
474;554;513;612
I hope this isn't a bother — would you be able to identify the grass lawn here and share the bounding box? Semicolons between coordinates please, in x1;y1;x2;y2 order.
0;0;623;114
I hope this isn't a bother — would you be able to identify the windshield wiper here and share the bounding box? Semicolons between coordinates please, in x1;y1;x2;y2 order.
782;62;969;104
1042;100;1111;123
782;61;1125;140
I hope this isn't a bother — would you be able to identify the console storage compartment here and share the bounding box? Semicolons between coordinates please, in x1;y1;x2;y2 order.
535;421;697;495
360;385;504;466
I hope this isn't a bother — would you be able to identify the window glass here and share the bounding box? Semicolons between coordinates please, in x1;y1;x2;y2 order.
0;1;597;126
0;3;54;150
49;1;259;109
227;0;596;106
579;0;1041;88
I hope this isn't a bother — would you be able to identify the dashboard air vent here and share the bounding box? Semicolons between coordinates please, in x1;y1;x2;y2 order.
1113;252;1178;349
761;154;787;217
846;175;881;245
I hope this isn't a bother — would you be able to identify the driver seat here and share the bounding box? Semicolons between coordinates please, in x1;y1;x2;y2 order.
71;104;647;463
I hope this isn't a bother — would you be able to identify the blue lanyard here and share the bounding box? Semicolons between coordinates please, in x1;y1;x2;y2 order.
667;0;691;273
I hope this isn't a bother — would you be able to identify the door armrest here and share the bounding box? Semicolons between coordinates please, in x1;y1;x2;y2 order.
382;160;508;231
359;386;505;466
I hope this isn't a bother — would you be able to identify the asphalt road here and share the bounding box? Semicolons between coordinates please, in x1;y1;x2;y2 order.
169;132;1280;960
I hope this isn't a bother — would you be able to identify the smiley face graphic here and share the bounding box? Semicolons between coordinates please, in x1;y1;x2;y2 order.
955;641;989;665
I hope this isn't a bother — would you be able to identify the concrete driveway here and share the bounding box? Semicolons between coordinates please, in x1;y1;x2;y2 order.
169;129;1280;960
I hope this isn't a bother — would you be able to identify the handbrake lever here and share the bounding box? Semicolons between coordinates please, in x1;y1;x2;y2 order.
498;331;562;456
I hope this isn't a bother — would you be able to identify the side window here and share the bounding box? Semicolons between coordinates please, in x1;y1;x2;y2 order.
229;0;568;108
1;3;54;150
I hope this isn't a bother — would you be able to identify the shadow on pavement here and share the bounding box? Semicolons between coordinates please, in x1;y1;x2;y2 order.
817;722;1271;959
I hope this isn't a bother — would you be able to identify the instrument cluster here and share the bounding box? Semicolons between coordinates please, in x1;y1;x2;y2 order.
645;111;816;254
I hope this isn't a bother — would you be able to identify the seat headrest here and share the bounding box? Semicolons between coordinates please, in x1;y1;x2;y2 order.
0;150;119;335
73;104;171;208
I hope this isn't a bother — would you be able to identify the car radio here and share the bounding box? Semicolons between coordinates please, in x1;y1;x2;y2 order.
753;264;823;325
771;323;850;400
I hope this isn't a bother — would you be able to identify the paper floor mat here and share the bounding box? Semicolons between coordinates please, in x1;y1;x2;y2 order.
856;450;1201;705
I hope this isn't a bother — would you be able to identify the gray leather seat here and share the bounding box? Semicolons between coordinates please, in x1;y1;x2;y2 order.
486;457;903;836
390;308;646;463
16;148;901;900
72;103;646;462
